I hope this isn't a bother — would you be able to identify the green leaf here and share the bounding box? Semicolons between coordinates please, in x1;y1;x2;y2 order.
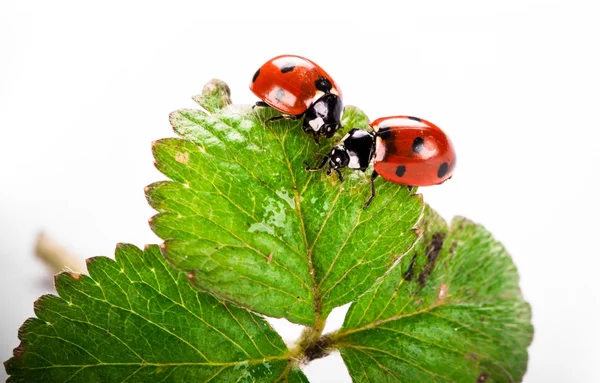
5;244;307;382
333;206;533;382
146;85;423;325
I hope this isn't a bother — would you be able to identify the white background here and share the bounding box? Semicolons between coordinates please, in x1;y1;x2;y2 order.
1;1;599;381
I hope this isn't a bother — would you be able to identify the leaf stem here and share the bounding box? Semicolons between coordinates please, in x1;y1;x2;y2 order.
288;313;336;363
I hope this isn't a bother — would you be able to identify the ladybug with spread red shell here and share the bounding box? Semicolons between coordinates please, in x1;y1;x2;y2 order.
250;54;343;141
307;116;456;207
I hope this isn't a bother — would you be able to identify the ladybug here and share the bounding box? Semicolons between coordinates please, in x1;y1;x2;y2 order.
250;54;343;142
306;116;456;207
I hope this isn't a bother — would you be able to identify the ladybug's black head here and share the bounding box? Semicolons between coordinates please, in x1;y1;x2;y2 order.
303;94;343;139
328;146;350;170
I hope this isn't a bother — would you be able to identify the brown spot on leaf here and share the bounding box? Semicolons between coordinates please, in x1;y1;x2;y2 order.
449;241;457;254
466;352;478;361
417;232;446;288
13;342;26;360
267;252;273;264
187;272;195;280
477;372;488;382
175;152;189;164
436;282;449;301
402;253;418;281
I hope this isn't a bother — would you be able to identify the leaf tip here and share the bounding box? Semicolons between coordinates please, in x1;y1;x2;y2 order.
33;294;58;318
11;341;26;361
159;242;167;256
68;272;82;280
83;256;106;274
193;78;232;112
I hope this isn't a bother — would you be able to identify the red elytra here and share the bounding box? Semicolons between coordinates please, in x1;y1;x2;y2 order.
371;116;456;186
306;115;456;207
250;54;342;115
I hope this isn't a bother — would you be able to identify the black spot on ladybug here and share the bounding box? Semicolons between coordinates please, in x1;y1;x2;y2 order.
280;63;295;73
252;68;260;82
477;373;489;382
408;116;422;122
395;165;406;177
437;162;449;178
412;137;425;154
315;77;333;93
378;126;391;140
275;88;286;102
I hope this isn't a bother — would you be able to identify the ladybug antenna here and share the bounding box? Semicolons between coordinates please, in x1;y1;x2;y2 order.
304;156;330;172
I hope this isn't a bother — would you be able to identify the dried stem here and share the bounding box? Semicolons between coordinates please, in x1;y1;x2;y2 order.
34;232;86;274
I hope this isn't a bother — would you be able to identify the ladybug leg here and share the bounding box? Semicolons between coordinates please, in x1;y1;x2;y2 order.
334;168;344;182
252;101;270;110
363;171;379;209
265;114;300;124
311;132;321;145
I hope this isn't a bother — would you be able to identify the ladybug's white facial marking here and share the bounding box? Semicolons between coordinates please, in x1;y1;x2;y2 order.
328;146;350;169
308;117;324;132
347;151;362;169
